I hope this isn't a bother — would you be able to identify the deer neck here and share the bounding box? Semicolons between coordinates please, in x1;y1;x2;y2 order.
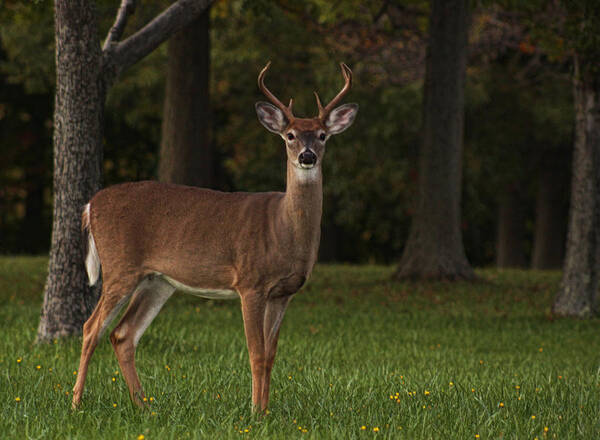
282;160;323;263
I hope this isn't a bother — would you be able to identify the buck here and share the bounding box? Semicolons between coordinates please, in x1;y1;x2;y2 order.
71;62;358;412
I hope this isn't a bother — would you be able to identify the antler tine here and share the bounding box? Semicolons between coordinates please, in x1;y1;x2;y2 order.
258;61;295;121
316;62;353;120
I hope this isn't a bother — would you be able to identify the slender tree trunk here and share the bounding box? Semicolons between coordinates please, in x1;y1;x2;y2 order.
531;153;569;269
395;0;474;280
159;8;213;187
37;0;105;341
553;58;600;317
496;185;527;268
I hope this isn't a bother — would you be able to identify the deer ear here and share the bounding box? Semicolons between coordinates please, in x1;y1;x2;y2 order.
325;103;358;135
256;102;289;134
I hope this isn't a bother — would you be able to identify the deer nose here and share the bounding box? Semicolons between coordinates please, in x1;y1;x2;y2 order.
298;150;317;166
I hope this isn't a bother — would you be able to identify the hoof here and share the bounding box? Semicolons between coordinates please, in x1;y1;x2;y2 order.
132;390;150;410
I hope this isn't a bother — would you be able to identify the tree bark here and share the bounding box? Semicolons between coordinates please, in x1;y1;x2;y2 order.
553;58;600;317
37;0;216;342
159;9;213;187
495;186;528;268
531;153;569;269
394;0;474;280
37;0;105;341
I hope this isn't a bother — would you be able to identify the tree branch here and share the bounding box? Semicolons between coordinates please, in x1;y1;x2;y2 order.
103;0;137;51
102;0;214;85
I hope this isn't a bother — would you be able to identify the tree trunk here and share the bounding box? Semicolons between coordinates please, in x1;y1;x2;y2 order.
37;0;104;341
159;9;213;187
553;58;600;317
395;0;474;280
531;153;569;269
36;0;216;342
496;185;527;268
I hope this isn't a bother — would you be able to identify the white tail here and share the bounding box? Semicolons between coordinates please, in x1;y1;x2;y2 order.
82;203;100;286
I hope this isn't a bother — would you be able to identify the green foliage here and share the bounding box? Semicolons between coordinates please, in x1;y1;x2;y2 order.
2;257;600;438
0;1;54;94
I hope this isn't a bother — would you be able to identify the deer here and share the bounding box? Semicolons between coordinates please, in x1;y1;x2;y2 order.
71;61;358;413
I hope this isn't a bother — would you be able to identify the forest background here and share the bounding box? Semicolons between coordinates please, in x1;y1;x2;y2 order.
0;0;577;267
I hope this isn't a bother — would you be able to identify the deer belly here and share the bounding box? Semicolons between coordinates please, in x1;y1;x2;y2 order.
157;273;239;300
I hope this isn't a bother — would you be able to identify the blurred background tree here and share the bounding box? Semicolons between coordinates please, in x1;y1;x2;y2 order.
0;0;576;272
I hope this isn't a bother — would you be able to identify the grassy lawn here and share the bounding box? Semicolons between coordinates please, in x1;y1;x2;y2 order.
0;256;598;439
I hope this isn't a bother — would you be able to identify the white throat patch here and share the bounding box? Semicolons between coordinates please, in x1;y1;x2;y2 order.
293;164;320;183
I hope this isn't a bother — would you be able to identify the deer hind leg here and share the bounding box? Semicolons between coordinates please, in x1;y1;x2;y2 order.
72;285;133;409
109;276;174;407
260;295;291;411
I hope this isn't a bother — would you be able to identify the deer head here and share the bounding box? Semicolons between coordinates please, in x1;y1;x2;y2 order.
255;62;358;174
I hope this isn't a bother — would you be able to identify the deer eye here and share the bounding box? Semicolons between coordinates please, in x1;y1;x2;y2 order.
319;133;326;141
287;133;295;140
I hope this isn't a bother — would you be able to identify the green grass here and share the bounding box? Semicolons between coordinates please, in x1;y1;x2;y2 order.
0;256;599;439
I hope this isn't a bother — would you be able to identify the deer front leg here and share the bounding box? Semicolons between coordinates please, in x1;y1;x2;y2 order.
240;293;266;412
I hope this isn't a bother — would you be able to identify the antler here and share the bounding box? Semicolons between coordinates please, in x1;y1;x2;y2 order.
258;61;295;122
314;62;352;120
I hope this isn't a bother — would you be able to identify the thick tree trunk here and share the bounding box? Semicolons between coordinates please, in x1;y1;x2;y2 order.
159;9;213;187
395;0;474;280
496;185;527;268
37;0;104;341
553;59;600;317
531;153;568;269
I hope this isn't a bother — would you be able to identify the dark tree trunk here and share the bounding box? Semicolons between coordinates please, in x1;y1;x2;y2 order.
395;0;474;280
37;0;104;341
159;9;213;187
553;58;600;317
496;185;527;268
531;153;569;269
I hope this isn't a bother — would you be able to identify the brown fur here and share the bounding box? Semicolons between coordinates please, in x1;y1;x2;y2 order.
72;63;354;414
72;159;322;412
